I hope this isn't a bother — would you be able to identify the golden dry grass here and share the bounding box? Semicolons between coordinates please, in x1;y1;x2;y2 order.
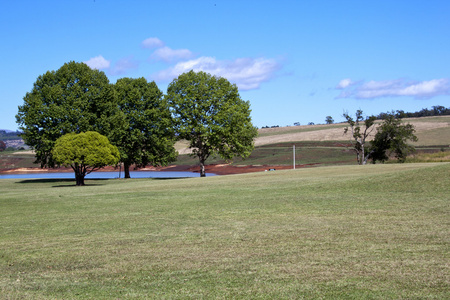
255;116;450;146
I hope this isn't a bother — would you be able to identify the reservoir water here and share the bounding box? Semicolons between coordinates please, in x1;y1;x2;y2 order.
0;171;214;180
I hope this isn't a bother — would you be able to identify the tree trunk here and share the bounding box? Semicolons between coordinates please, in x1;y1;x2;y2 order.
75;173;85;186
361;144;366;165
199;159;206;177
72;164;86;186
74;167;85;186
124;162;131;179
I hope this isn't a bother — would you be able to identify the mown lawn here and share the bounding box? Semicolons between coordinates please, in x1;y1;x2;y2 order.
1;163;449;299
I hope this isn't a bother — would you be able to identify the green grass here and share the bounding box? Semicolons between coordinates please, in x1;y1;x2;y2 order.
406;150;450;163
1;163;449;298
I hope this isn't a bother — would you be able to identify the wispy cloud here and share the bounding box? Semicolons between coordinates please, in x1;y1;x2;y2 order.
153;56;281;90
336;78;354;89
150;46;194;62
84;55;110;70
336;78;450;99
85;37;282;90
109;56;139;76
141;37;164;49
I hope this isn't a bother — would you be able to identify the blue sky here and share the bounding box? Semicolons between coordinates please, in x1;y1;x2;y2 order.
1;0;450;131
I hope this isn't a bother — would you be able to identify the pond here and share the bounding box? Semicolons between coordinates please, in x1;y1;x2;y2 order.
0;171;215;180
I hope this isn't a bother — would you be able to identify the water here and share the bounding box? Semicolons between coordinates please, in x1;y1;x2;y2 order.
0;170;214;180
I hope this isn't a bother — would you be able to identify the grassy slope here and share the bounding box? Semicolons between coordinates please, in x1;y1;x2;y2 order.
174;116;450;166
256;115;450;147
1;163;449;298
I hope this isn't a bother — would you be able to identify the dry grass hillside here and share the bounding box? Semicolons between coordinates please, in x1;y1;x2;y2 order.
255;115;450;146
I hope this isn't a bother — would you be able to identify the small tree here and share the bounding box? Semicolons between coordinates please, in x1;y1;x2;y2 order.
370;114;418;163
52;131;120;186
0;141;6;152
325;116;334;124
343;110;377;165
166;70;258;177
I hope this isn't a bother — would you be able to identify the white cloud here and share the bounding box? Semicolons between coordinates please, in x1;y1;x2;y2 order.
336;78;354;89
109;56;139;76
150;46;194;62
84;55;110;70
336;78;450;99
141;37;164;49
153;56;281;90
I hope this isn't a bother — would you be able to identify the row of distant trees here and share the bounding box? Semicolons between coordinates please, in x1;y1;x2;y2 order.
328;105;450;125
16;62;257;185
0;130;22;140
264;105;450;128
380;106;450;119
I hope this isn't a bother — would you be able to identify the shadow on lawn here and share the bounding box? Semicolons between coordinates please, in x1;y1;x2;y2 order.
16;177;188;187
16;178;108;187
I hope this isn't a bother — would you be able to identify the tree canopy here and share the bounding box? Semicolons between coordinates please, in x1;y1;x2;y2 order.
114;77;177;178
52;131;120;186
16;61;124;168
370;114;418;163
343;110;377;165
166;70;258;177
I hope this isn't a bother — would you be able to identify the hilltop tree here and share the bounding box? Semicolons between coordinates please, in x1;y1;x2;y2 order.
52;132;120;186
166;70;258;177
343;110;377;165
325;116;334;124
370;114;418;163
16;61;125;168
114;78;177;178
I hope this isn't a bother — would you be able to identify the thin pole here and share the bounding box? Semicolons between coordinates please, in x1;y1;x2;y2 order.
293;145;296;169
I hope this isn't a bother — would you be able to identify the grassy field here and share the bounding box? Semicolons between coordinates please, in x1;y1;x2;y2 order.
1;163;449;298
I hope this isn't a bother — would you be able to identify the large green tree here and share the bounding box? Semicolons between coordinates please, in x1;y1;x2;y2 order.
16;61;124;168
166;70;258;177
53;132;120;186
370;114;418;163
114;77;177;178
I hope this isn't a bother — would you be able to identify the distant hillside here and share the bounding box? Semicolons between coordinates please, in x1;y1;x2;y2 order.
255;116;450;147
0;130;22;141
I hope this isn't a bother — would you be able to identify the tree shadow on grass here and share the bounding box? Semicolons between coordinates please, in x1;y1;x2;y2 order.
15;177;190;187
16;178;109;187
144;177;191;180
